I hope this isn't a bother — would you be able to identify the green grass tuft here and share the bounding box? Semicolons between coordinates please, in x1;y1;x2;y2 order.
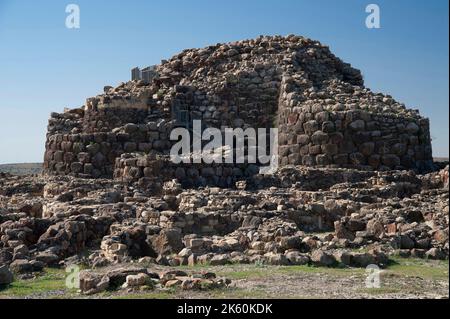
0;268;71;298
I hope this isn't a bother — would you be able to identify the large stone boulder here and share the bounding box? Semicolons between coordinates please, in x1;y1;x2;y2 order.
0;265;13;285
149;228;183;255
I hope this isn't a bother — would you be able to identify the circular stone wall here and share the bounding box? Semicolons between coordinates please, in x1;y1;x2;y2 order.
277;76;433;171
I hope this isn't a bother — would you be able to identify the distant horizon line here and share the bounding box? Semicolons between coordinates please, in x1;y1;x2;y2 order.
1;158;449;166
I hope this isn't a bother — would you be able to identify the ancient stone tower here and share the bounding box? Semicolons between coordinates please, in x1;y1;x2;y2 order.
43;35;433;183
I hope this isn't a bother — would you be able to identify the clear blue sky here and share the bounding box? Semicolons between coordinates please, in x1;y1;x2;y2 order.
0;0;448;163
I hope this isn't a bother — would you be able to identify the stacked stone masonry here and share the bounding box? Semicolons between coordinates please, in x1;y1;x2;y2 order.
44;35;433;180
114;153;259;188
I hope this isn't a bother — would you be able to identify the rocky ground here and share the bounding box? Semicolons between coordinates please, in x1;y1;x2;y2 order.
0;163;43;176
0;163;448;298
0;256;447;299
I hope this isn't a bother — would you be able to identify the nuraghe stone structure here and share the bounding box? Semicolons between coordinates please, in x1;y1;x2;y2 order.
44;35;433;184
2;37;448;296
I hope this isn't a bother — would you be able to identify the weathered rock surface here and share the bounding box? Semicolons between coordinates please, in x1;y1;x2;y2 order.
0;265;13;285
78;266;230;295
1;165;448;277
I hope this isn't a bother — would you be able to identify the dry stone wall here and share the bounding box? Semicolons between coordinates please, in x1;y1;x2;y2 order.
113;153;259;188
44;35;434;180
277;75;433;170
44;116;174;178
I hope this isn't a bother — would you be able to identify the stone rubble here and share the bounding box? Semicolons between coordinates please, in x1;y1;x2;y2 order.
0;36;447;295
78;266;231;295
0;165;448;288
